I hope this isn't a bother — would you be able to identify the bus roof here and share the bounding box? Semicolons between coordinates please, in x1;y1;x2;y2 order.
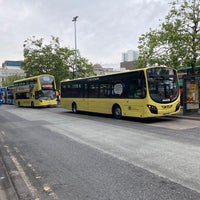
13;74;54;83
61;66;176;83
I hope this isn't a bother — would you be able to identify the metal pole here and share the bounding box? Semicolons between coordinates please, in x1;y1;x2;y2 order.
72;16;78;79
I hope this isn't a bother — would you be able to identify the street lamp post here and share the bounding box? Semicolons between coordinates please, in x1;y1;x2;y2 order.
72;16;78;79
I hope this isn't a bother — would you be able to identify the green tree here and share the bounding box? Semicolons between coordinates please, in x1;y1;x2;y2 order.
76;53;95;77
138;29;163;67
138;0;200;73
2;74;25;86
22;36;95;88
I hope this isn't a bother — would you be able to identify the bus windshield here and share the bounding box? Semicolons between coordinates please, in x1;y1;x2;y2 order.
36;90;56;100
40;76;55;89
147;67;179;103
35;76;56;100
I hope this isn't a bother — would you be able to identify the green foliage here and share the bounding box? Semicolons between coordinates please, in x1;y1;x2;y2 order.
22;36;95;89
197;58;200;66
138;0;200;73
2;74;25;86
76;54;95;78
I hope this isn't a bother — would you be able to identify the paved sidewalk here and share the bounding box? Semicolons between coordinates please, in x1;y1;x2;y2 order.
172;108;200;121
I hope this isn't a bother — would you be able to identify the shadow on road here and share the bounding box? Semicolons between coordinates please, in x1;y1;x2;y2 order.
60;110;175;124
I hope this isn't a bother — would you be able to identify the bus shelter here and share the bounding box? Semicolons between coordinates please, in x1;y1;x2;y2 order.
182;75;200;115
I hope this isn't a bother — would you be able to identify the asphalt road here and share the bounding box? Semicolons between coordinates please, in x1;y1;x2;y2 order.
0;105;200;200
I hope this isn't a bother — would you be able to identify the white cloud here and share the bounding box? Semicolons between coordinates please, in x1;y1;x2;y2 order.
0;0;171;68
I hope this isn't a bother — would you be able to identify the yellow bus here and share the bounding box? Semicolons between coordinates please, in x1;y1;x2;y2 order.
60;67;180;118
14;74;57;107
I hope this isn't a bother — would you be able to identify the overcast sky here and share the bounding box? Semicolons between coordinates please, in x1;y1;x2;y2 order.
0;0;172;69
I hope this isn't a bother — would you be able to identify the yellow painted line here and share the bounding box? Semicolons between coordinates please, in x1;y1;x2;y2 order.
2;139;59;199
27;163;36;172
35;175;41;179
43;184;59;200
4;145;40;200
6;145;59;200
27;163;42;180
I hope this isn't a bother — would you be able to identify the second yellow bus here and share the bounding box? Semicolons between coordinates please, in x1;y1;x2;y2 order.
14;74;57;107
60;67;180;118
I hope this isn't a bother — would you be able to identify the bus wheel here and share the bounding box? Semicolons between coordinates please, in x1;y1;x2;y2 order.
31;102;34;108
113;105;122;119
72;103;77;113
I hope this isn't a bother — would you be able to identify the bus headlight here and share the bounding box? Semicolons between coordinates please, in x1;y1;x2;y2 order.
147;104;158;114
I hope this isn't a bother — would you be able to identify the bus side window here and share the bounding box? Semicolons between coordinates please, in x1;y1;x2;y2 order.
79;84;84;98
126;79;146;99
83;83;88;98
126;80;137;98
35;91;43;99
88;83;98;98
127;83;135;98
99;83;110;98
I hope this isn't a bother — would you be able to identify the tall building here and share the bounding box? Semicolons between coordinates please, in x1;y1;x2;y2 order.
121;50;139;71
122;50;139;62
